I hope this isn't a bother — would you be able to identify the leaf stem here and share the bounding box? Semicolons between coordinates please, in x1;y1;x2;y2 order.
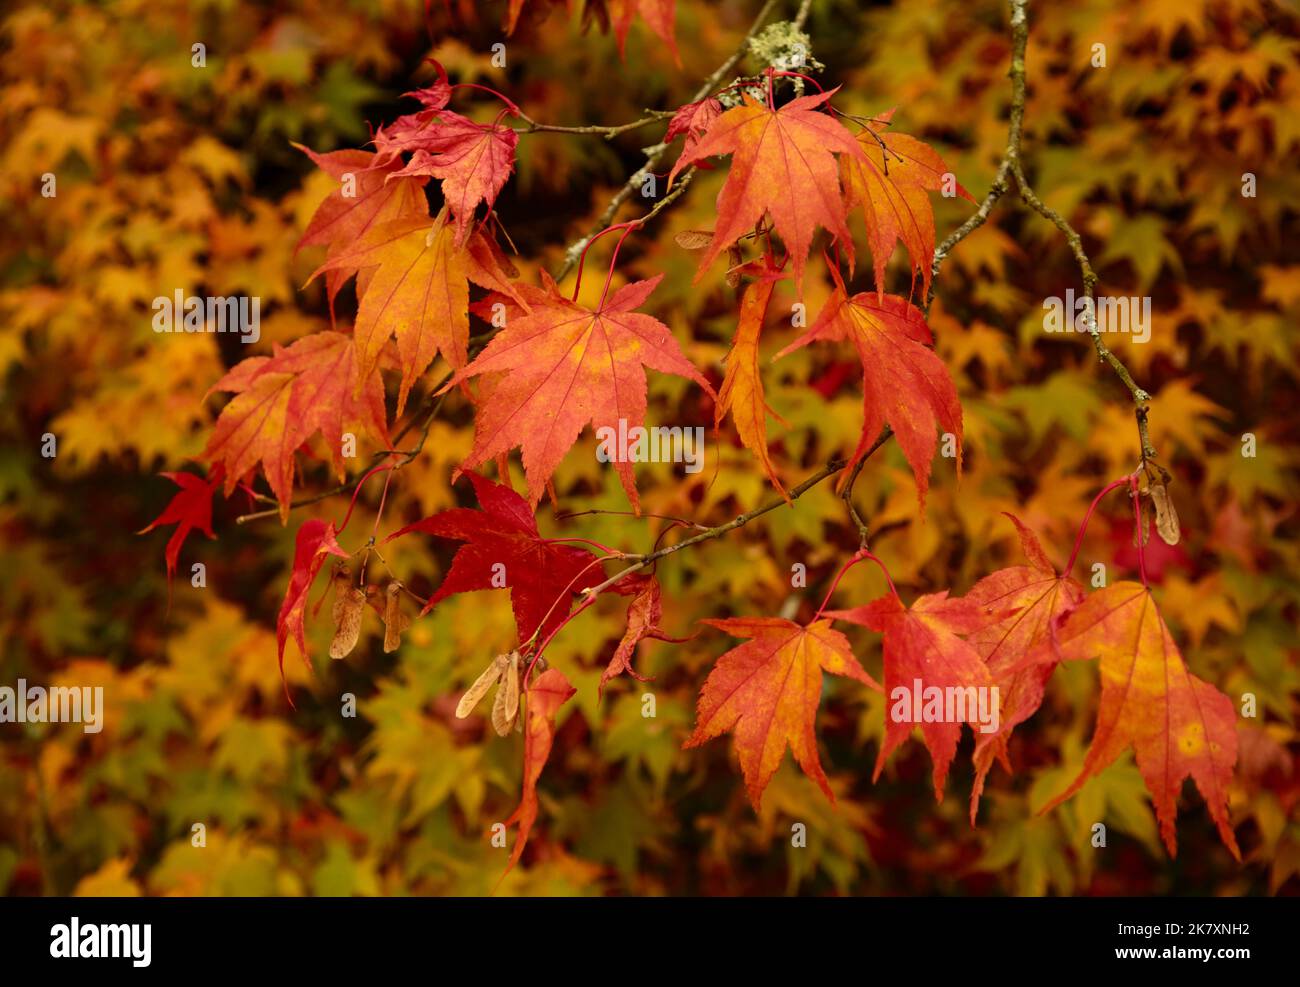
337;463;394;536
1129;473;1149;588
1063;474;1134;579
571;222;639;301
597;223;640;310
813;549;868;618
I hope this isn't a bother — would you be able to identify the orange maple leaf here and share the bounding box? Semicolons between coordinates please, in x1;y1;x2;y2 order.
500;667;576;883
964;513;1084;822
778;281;962;508
445;272;716;511
1041;581;1241;859
276;518;349;686
202;331;390;521
686;617;879;809
717;261;790;497
293;145;428;310
828;592;996;800
667;89;867;291
309;208;525;416
841;110;976;297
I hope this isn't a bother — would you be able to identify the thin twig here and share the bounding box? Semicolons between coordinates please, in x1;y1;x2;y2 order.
925;0;1155;461
578;456;850;598
514;110;673;138
840;427;893;547
552;0;784;282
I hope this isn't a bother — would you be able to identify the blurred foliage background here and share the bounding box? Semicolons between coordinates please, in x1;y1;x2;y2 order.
1;0;1298;896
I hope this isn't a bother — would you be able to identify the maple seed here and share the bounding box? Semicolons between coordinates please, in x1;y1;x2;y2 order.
1149;481;1181;545
491;652;521;736
674;229;714;250
456;651;521;729
329;585;366;660
382;581;412;653
725;246;745;289
1132;500;1152;547
457;653;508;718
328;561;350;596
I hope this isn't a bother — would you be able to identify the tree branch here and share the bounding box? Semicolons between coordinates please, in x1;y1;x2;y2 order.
926;0;1156;461
552;0;785;282
514;110;673;138
578;454;850;598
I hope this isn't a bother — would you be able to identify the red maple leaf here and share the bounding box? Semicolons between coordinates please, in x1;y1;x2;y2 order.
664;97;722;163
386;112;519;246
777;278;962;508
384;471;604;643
499;667;575;884
277;518;350;687
600;576;689;694
139;464;224;596
370;63;460;157
963;513;1084;822
827;591;996;800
